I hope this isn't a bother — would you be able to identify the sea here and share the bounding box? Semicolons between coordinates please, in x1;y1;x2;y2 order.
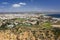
45;12;60;18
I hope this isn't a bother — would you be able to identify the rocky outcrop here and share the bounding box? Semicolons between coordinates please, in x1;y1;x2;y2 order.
0;27;60;40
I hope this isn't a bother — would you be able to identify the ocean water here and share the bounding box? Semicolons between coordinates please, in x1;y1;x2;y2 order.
46;12;60;18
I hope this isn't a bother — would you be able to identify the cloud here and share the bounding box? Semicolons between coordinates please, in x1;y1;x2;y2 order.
12;4;21;8
12;2;26;8
19;2;26;5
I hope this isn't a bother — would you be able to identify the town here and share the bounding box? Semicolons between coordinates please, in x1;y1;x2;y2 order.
0;13;60;40
0;13;60;28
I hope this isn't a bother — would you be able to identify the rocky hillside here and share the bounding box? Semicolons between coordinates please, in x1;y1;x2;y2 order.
0;26;60;40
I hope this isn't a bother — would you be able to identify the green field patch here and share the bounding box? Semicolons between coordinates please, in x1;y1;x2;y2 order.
41;22;52;29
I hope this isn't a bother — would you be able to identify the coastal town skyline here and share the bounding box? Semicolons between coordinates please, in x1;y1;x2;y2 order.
0;0;60;12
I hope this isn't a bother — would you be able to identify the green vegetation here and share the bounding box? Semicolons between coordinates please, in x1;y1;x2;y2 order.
41;21;52;29
15;18;26;22
53;28;60;39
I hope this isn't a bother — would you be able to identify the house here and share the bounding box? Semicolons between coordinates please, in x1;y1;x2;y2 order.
7;24;14;28
14;22;19;25
24;19;39;25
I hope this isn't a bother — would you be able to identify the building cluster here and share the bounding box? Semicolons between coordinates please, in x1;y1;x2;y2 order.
0;14;38;20
0;14;60;28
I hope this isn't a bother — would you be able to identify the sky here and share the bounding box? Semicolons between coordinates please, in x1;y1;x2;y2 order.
0;0;60;12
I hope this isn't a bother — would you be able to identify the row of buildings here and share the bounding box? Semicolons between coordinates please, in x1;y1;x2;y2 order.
0;13;60;28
